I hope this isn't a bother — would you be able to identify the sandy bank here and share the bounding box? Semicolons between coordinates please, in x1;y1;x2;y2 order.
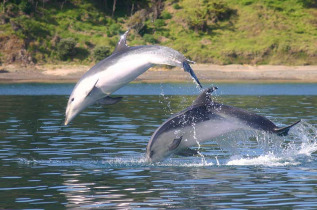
0;64;316;83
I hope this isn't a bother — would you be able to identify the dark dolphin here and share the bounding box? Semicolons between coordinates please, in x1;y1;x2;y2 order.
146;87;301;162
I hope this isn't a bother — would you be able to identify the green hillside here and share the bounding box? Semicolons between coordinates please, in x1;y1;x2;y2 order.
0;0;316;66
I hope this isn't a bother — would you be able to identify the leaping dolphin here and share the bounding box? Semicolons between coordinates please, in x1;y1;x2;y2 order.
146;87;301;162
64;30;202;125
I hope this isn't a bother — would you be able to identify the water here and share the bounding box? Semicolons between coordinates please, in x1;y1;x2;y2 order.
0;83;317;209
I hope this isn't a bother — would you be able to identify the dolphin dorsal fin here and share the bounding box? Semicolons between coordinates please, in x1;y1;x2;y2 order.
113;29;130;54
192;86;218;106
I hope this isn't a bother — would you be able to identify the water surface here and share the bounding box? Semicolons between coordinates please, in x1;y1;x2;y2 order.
0;83;316;209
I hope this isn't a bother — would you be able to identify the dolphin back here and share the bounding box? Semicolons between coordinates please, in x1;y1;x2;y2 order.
128;45;188;67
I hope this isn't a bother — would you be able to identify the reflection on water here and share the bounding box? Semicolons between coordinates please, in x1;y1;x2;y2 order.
0;83;317;209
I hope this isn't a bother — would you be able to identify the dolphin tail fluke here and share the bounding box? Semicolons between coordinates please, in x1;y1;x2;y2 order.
183;62;203;89
274;120;301;136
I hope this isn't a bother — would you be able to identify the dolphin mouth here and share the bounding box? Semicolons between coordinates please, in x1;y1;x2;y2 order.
64;110;71;126
64;110;69;125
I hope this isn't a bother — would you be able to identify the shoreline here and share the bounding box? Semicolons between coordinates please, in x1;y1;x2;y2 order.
0;64;316;83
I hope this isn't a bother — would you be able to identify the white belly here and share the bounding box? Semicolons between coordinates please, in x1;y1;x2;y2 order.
96;55;153;94
159;119;247;150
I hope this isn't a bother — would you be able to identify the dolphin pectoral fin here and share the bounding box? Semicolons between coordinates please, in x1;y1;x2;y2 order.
86;79;99;97
175;148;198;157
274;120;301;136
183;62;203;89
168;136;183;151
96;96;123;105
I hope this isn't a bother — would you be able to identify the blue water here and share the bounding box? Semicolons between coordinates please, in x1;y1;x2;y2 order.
0;83;316;209
0;82;316;95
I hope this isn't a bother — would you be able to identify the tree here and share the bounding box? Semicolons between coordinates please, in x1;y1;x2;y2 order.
112;0;117;17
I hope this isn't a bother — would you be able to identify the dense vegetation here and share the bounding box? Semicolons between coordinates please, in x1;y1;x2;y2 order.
0;0;316;66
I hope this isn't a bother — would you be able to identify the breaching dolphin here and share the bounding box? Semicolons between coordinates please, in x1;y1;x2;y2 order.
64;30;202;125
146;87;301;162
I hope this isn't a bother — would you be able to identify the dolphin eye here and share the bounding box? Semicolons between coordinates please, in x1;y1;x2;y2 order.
71;98;74;102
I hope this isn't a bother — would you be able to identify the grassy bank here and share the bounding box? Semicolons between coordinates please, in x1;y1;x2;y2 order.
0;0;316;66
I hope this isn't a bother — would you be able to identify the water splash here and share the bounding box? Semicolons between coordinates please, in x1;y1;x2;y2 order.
18;122;317;168
18;157;213;168
226;121;317;166
191;122;207;165
159;83;173;114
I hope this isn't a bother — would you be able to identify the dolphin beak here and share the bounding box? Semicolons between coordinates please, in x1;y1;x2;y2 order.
64;106;78;126
64;107;71;126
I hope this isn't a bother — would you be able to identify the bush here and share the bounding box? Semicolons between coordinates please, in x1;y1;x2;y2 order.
181;0;236;33
56;38;77;61
299;0;317;7
161;11;172;19
93;46;111;62
154;19;165;28
173;3;181;9
19;0;33;15
143;34;157;44
18;18;49;39
107;23;121;37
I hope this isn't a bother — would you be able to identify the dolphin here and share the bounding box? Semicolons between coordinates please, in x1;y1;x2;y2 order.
146;87;301;162
64;30;202;125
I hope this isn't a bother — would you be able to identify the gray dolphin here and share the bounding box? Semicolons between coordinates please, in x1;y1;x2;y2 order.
65;30;202;125
146;87;301;162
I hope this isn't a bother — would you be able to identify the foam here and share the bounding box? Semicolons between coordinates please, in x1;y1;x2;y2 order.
225;121;317;167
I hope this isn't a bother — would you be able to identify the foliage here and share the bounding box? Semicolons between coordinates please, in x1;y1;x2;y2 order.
143;34;157;44
173;3;181;10
153;19;166;28
299;0;317;8
0;0;316;65
19;0;33;14
161;11;172;19
107;23;122;37
93;46;111;62
180;0;236;33
56;38;77;61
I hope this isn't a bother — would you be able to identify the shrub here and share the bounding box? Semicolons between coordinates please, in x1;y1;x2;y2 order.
56;38;77;60
143;34;157;44
107;23;121;37
154;19;165;28
299;0;317;7
19;0;33;15
161;11;172;19
16;18;49;39
181;0;236;33
93;46;111;62
173;3;181;9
